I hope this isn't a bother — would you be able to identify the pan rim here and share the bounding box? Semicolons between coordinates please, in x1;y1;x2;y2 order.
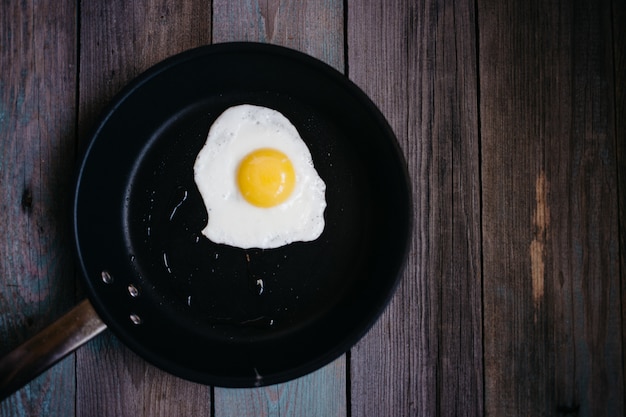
73;41;413;387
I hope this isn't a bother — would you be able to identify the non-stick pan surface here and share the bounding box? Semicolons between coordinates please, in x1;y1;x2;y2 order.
74;42;411;387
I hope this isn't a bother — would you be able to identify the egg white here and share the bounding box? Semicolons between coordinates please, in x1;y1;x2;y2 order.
193;104;326;249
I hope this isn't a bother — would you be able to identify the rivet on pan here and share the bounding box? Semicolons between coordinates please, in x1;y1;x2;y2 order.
129;313;142;325
127;284;140;297
101;270;113;284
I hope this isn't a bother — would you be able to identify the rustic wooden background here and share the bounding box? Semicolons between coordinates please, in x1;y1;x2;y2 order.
1;0;624;416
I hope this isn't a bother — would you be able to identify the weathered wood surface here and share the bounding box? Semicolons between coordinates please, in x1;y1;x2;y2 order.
479;0;623;415
0;0;77;415
1;0;624;416
616;0;626;412
347;1;483;416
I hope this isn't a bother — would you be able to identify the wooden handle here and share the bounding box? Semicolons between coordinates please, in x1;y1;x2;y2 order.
0;299;107;402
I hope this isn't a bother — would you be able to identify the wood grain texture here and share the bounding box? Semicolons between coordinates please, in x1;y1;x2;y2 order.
348;0;483;416
215;363;346;417
77;336;211;417
0;0;78;415
76;1;212;416
78;0;212;140
613;0;626;410
211;1;347;415
478;0;623;415
212;0;344;71
2;1;624;416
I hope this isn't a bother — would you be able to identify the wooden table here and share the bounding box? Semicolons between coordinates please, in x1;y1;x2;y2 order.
1;0;624;416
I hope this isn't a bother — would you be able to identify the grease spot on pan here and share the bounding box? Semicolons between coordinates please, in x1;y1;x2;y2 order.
168;187;188;221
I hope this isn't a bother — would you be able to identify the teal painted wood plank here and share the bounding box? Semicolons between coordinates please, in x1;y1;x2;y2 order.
75;1;213;416
215;359;346;417
0;0;78;415
211;1;347;416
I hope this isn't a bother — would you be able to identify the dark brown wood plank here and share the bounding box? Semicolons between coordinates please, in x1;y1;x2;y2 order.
348;0;483;416
76;2;212;416
479;0;623;415
0;0;78;415
613;0;626;408
211;1;347;415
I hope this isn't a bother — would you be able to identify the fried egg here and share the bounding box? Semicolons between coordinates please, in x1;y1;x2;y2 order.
193;104;326;249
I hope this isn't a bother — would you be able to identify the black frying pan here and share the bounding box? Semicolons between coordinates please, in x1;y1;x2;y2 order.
0;42;411;396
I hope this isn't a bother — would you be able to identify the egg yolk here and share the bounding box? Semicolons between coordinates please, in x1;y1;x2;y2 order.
237;148;296;207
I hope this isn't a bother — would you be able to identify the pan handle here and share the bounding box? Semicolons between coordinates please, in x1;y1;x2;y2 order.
0;299;106;402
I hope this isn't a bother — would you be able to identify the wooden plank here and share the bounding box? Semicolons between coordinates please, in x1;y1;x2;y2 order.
215;364;346;417
212;0;344;72
478;0;623;415
76;2;212;416
347;0;483;416
211;1;347;416
613;0;626;405
78;0;212;139
0;0;78;415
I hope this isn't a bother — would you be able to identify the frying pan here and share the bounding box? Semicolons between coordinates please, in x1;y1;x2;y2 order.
0;42;411;398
